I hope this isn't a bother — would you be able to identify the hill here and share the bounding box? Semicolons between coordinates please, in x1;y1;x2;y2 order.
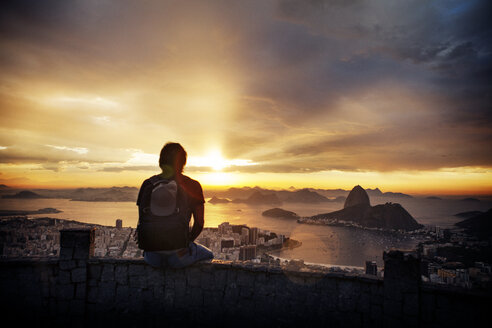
262;208;299;219
303;185;422;231
2;190;44;199
208;196;230;204
455;208;492;240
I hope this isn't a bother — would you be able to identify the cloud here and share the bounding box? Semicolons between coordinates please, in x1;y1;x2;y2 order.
0;0;490;180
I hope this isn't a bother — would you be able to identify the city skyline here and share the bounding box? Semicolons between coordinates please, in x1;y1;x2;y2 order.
0;1;491;195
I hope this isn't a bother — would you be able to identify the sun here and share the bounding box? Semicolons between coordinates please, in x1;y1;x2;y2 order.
188;150;228;171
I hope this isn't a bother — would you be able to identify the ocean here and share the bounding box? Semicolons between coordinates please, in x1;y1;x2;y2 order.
1;196;491;267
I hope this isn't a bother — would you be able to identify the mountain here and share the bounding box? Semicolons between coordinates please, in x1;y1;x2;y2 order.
233;191;282;205
262;208;299;219
306;185;422;231
344;185;370;208
455;208;492;240
366;188;383;197
381;192;413;198
461;198;480;202
0;207;62;217
455;211;483;219
2;190;44;199
208;196;230;204
69;187;138;202
284;189;330;203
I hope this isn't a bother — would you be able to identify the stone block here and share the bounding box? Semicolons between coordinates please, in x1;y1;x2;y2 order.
116;285;130;301
190;287;203;307
436;294;450;309
71;267;87;283
97;281;116;303
56;284;75;300
371;304;383;320
128;264;146;276
73;247;90;260
58;270;71;285
200;272;214;290
59;247;73;260
383;299;402;318
100;264;114;282
69;299;85;316
186;267;202;287
213;269;227;290
163;287;175;308
115;265;128;285
88;264;102;280
237;272;255;287
145;267;165;286
338;296;356;312
420;293;436;323
87;286;99;303
338;280;357;299
75;283;86;300
129;274;148;289
59;260;76;271
403;293;419;316
357;292;371;314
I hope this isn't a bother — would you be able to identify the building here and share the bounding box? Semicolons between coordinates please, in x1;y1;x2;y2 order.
241;227;249;245
365;261;377;275
115;219;122;229
218;222;231;235
249;227;258;245
239;245;257;261
221;239;234;251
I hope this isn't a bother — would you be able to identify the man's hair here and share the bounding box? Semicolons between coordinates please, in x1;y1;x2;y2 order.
159;142;187;174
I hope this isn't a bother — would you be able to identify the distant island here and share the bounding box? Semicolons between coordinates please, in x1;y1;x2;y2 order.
298;185;422;232
262;208;299;219
2;190;45;199
208;196;231;204
0;207;62;217
232;191;282;205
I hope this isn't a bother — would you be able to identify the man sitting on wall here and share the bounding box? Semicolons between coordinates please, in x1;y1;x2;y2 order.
136;142;213;268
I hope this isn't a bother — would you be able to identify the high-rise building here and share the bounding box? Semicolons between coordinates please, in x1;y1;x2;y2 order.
219;222;231;235
241;227;249;245
365;261;377;275
239;245;257;261
249;227;258;245
116;219;123;229
221;239;234;251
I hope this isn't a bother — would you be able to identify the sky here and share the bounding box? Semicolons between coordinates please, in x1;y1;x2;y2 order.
0;0;491;195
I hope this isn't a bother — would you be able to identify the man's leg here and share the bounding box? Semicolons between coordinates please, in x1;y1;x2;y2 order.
167;242;214;268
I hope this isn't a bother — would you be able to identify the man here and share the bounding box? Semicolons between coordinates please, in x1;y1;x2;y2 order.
136;142;213;268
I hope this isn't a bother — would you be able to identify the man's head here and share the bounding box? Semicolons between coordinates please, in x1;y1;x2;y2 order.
159;142;187;176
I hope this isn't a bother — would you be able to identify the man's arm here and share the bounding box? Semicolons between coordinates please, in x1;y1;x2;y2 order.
189;203;204;242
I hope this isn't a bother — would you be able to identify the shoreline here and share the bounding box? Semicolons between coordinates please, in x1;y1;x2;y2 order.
265;253;365;271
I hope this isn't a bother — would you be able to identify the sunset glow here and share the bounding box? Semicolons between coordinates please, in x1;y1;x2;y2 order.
0;1;491;196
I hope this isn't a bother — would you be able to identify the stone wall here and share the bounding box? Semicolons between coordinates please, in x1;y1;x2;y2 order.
0;229;490;327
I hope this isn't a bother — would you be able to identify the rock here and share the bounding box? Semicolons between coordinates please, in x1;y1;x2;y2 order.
455;208;492;239
262;208;298;219
208;196;230;204
344;185;370;209
2;190;43;199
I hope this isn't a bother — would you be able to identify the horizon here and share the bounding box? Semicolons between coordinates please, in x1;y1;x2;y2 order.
1;1;491;196
2;182;492;198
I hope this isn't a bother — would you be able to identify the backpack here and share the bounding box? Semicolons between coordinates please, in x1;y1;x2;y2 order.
135;175;190;251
